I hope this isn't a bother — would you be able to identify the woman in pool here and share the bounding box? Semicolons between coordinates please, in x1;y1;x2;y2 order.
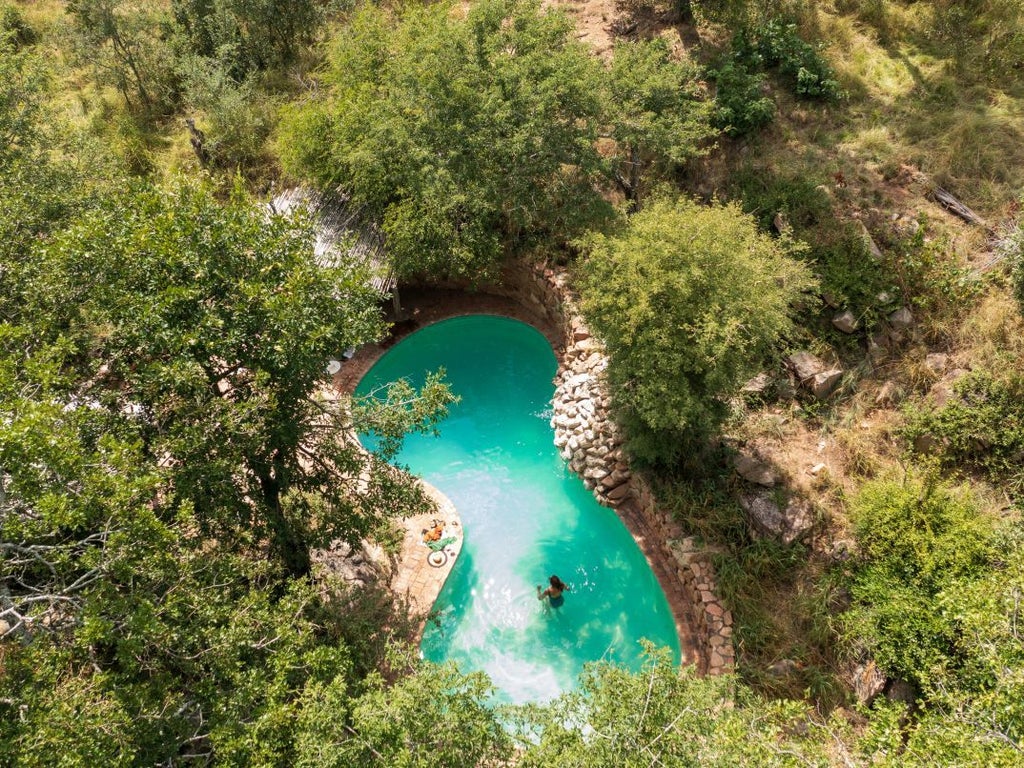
537;575;569;607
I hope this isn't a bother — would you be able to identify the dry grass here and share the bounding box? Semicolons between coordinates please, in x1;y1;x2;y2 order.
956;289;1024;370
798;5;1024;217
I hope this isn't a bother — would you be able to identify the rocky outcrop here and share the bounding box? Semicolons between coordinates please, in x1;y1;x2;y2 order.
928;368;970;408
786;351;844;398
313;539;391;589
888;306;914;330
846;659;887;706
734;453;778;487
832;310;858;334
739;490;815;545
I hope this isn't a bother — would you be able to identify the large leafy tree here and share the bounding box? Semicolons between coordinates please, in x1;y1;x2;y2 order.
0;391;356;764
0;173;454;762
579;196;815;464
280;0;612;280
13;178;452;577
605;38;713;206
66;0;180;114
281;0;714;281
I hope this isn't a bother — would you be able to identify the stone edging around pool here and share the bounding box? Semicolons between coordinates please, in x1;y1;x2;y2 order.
335;260;735;676
534;267;735;677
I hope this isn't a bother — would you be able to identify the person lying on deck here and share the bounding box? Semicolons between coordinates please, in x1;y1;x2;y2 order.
423;520;445;543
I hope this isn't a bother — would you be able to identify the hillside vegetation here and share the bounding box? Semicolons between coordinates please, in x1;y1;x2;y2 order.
1;0;1023;764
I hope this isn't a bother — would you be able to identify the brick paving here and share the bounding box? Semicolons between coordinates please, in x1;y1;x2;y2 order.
390;482;463;639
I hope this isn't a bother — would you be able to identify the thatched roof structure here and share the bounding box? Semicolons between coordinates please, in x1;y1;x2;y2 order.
270;187;395;295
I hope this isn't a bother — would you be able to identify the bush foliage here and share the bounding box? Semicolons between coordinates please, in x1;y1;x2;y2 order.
844;475;998;687
735;18;841;101
578;196;815;464
710;58;776;137
903;371;1024;497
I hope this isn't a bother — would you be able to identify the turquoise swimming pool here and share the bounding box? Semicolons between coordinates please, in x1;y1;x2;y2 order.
356;315;679;704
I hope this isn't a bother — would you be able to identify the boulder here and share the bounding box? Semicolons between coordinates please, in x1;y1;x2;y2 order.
811;369;844;398
741;372;771;394
867;332;890;364
740;491;815;545
886;679;917;707
849;660;887;706
832;310;858;334
767;659;800;677
888;306;914;330
924;352;948;376
734;454;778;487
874;380;901;406
786;351;826;383
927;368;969;408
605;481;633;502
858;221;884;260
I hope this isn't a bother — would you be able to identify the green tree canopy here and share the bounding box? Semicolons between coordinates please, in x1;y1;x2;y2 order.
12;178;452;577
578;196;815;464
279;0;715;281
172;0;323;79
839;475;1024;764
280;0;612;280
605;38;713;205
66;0;180;114
0;172;454;762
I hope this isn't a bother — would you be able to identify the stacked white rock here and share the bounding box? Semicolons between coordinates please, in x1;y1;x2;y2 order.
550;318;632;507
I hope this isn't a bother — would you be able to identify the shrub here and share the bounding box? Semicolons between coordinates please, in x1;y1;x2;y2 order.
735;18;841;101
902;370;1024;497
179;55;274;170
578;196;815;465
1003;206;1024;311
710;58;775;137
843;476;999;688
812;223;894;325
0;3;36;48
729;165;832;232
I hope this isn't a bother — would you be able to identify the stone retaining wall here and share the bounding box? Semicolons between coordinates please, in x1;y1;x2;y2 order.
633;481;736;675
414;260;735;675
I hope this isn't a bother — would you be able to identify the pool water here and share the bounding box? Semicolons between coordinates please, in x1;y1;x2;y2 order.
356;315;680;704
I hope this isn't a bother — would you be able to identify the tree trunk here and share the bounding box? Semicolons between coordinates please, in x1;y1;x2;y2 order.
255;455;311;578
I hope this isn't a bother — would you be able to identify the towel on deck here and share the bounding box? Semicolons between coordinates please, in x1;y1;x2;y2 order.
425;535;456;552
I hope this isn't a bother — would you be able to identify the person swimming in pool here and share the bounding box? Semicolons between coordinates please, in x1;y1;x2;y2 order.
537;575;570;608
